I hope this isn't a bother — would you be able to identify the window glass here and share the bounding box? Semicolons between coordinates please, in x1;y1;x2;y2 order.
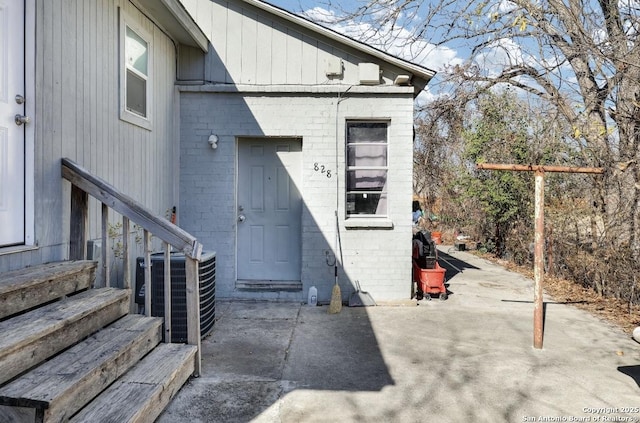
347;170;387;190
346;193;388;215
346;121;389;216
120;14;151;129
126;70;146;116
347;122;387;143
347;145;387;167
126;27;148;75
125;26;148;117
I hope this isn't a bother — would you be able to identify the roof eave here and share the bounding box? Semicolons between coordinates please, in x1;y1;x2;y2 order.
135;0;209;52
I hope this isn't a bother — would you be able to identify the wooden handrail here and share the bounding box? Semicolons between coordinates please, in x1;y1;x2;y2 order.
62;158;202;260
61;157;202;376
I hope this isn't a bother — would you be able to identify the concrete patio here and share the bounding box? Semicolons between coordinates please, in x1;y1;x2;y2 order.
159;247;640;422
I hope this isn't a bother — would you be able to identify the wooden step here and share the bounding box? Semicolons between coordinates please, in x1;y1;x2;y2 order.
0;314;163;423
0;261;97;320
236;279;302;291
0;288;130;386
69;343;197;423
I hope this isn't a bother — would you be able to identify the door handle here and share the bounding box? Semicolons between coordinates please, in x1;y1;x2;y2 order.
15;114;30;126
238;214;246;223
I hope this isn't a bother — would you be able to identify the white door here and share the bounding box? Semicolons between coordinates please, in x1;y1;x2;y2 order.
237;139;302;281
0;0;26;246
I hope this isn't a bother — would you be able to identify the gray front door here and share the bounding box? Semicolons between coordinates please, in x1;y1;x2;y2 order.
237;138;302;281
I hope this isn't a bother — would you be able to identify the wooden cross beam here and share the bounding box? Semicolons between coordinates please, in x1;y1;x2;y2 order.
476;163;604;349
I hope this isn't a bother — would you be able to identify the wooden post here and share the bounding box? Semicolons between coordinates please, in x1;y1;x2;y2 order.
163;242;172;343
547;224;554;277
122;217;130;290
533;171;545;349
477;163;603;349
185;256;201;376
102;203;110;288
69;186;88;261
144;230;152;318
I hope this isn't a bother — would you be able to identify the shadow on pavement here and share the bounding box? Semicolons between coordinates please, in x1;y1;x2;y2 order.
282;306;394;391
433;248;482;299
437;249;480;280
618;365;640;389
159;301;394;423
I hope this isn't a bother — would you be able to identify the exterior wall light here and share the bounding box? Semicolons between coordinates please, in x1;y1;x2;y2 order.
208;134;219;149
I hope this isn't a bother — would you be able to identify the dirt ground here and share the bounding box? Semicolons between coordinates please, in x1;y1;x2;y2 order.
480;253;640;335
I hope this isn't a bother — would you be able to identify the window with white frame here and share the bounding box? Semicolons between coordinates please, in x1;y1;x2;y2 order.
120;12;152;129
345;121;389;216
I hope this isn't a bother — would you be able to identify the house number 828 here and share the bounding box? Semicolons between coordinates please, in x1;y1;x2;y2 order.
313;163;332;178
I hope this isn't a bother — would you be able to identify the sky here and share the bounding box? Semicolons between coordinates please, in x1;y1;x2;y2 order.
261;0;585;110
261;0;605;111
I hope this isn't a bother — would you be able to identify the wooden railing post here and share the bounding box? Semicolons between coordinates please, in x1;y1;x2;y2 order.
144;230;152;318
163;242;172;343
122;217;130;290
69;186;88;261
62;158;204;378
185;257;201;376
101;204;110;288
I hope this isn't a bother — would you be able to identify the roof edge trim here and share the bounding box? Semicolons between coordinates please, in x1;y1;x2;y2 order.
161;0;209;52
134;0;209;52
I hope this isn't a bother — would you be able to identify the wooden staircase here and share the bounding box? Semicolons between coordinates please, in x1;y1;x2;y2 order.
0;260;196;423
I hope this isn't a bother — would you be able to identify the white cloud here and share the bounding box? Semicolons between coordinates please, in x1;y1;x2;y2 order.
496;0;518;14
301;6;462;72
415;87;443;108
472;37;536;77
301;7;339;24
298;6;469;107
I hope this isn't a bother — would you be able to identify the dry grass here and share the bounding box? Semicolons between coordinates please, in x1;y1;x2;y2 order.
478;253;640;335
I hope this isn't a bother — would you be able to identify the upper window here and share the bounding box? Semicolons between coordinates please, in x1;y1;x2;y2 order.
120;12;152;129
346;121;389;216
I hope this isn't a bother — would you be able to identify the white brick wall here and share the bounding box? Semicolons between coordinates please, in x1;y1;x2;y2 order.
179;89;414;302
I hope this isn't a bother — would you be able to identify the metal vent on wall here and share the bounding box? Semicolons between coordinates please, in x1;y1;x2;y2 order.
135;251;216;342
358;63;381;85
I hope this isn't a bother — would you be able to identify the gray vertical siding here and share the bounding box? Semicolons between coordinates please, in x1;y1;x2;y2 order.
0;0;181;272
182;0;407;86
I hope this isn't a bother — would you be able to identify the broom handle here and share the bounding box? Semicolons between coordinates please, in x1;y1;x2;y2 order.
335;210;340;285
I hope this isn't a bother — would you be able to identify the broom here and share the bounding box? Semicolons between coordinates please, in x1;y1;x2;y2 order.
328;211;342;314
